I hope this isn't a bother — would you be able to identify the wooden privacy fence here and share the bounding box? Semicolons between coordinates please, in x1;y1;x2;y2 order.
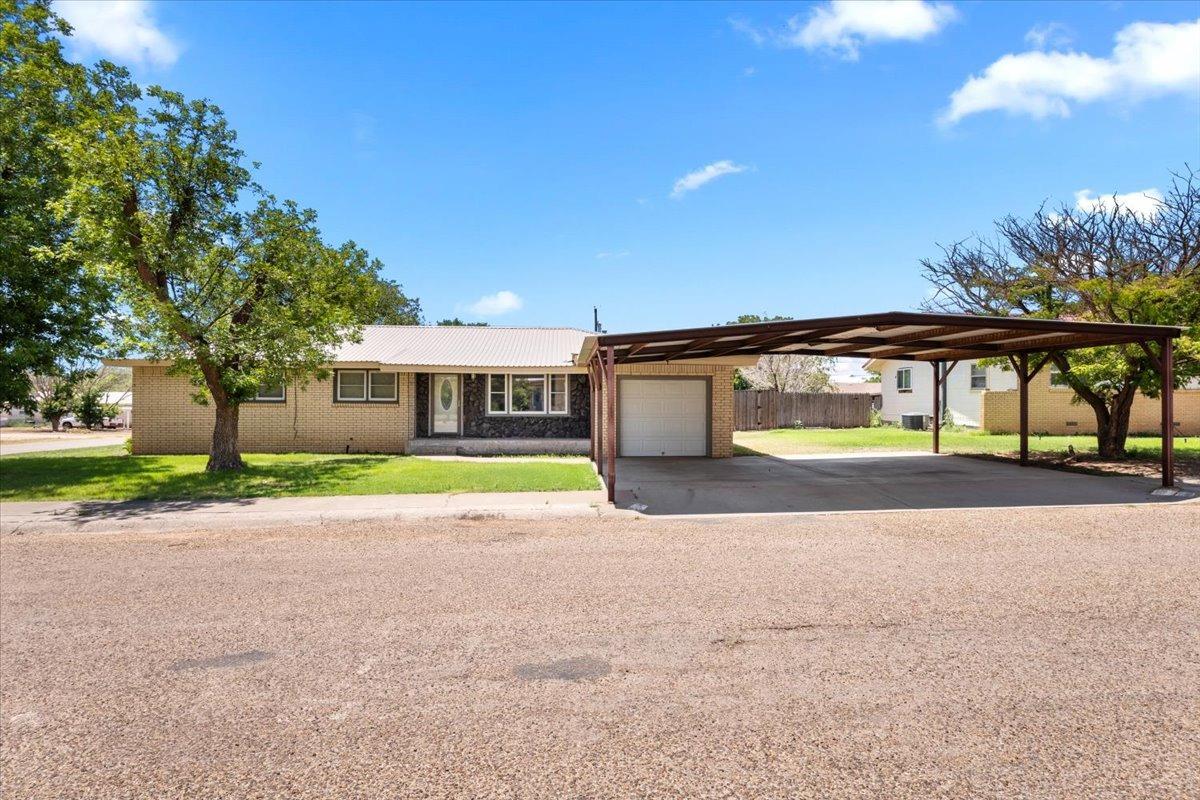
734;390;873;431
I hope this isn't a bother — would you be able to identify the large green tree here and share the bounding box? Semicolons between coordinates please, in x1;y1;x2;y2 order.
367;276;422;324
0;0;110;407
921;167;1199;458
60;75;386;470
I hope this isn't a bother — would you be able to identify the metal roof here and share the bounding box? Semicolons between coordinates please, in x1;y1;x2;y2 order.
336;325;590;368
577;311;1183;365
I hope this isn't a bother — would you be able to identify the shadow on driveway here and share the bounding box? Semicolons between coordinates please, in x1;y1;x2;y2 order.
615;454;1192;516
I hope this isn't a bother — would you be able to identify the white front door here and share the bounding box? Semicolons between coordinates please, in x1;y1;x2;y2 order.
619;379;708;456
433;374;459;434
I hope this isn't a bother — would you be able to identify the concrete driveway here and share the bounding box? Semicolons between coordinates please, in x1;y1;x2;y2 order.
615;452;1189;515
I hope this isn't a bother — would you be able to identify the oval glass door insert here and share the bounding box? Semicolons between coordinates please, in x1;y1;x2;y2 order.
439;378;453;411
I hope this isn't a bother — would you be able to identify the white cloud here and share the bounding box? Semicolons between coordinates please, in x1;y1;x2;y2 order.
54;0;180;68
737;1;957;60
595;250;630;260
941;19;1200;125
1074;188;1164;218
1024;22;1072;50
467;290;523;316
671;160;747;198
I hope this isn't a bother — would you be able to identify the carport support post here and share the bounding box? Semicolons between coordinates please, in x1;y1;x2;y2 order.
1018;352;1029;466
931;361;941;454
604;345;617;503
1162;337;1174;488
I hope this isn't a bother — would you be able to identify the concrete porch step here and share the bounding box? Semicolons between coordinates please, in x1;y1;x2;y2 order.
408;437;589;456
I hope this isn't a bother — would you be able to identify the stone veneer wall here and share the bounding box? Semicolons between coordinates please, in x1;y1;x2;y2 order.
980;369;1200;435
595;363;736;459
131;366;415;454
455;373;590;438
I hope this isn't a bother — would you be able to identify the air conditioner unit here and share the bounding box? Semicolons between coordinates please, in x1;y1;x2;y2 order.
901;412;928;431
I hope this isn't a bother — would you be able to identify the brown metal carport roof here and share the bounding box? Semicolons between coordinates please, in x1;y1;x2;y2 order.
579;311;1184;503
576;311;1183;365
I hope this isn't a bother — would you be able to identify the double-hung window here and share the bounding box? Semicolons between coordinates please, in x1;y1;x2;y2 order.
1049;366;1070;388
487;374;570;415
489;375;507;413
969;364;987;390
336;370;396;402
549;374;568;413
896;367;912;393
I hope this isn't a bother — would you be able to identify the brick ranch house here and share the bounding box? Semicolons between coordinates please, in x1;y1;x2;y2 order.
108;326;746;458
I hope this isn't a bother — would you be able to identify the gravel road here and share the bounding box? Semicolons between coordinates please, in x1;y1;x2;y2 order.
2;504;1198;798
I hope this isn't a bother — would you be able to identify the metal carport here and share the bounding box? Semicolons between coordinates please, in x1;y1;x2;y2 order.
576;311;1184;503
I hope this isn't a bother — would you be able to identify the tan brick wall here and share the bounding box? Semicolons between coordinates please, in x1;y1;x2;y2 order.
980;369;1200;435
596;363;735;458
132;366;415;455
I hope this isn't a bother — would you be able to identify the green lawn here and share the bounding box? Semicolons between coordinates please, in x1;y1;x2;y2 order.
733;427;1197;460
0;446;599;501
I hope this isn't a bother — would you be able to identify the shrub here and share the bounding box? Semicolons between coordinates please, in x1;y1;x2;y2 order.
74;389;106;429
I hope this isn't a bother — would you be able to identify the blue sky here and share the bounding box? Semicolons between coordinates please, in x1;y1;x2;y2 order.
55;1;1200;345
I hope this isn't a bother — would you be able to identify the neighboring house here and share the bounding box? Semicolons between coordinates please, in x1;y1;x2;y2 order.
102;391;133;428
108;326;741;457
866;358;1200;435
833;381;882;411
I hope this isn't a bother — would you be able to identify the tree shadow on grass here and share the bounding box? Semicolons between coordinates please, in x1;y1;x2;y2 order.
1;452;392;505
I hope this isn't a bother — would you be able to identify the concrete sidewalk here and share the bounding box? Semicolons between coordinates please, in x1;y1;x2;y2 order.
0;490;609;535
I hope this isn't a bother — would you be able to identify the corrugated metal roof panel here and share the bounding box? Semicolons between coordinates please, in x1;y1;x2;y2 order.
334;326;590;368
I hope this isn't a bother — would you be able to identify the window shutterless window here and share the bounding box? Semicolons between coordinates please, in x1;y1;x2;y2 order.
336;370;367;401
336;370;396;402
1049;366;1069;387
970;364;987;390
254;383;285;402
369;372;396;401
896;367;912;392
487;373;570;415
549;374;568;414
510;374;546;413
489;375;507;413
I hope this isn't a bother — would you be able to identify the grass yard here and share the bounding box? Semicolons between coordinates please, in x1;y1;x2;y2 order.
733;426;1197;460
0;446;599;502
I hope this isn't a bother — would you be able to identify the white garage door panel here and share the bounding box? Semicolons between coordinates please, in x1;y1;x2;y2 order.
620;379;708;456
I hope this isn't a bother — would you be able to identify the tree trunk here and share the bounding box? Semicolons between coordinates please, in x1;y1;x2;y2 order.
49;417;61;432
207;401;244;471
1093;388;1137;459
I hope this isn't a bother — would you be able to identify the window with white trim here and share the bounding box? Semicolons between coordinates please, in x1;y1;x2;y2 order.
254;383;285;402
1049;365;1070;388
369;372;397;401
896;367;912;393
550;374;568;413
489;375;507;413
969;364;987;390
336;370;396;403
487;374;570;415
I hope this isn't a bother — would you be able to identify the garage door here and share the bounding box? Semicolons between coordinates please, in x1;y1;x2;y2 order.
619;379;708;456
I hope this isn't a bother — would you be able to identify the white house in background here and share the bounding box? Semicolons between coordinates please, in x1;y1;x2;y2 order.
102;391;133;428
865;358;1016;427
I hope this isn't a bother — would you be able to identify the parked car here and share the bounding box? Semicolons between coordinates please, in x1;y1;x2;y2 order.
58;414;126;430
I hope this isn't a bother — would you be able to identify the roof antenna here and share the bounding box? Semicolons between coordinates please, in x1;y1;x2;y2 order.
593;306;605;334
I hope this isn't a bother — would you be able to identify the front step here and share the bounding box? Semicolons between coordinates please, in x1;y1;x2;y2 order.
408;438;589;456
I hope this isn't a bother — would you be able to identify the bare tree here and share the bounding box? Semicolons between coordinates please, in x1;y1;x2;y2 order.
741;355;835;393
